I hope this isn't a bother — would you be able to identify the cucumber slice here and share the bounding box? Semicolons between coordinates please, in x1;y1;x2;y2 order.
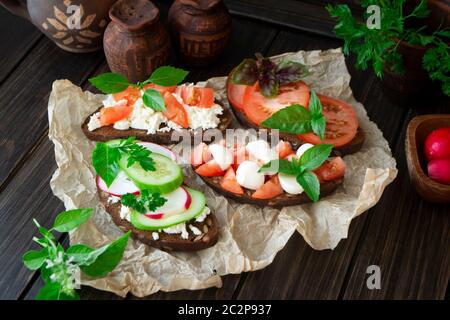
130;187;206;230
119;153;183;194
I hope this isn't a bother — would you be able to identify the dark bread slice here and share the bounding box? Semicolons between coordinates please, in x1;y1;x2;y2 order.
82;103;233;144
195;169;343;208
98;189;219;252
230;100;365;156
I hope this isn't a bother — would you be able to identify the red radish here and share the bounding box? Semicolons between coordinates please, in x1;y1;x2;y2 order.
220;167;244;195
191;142;211;166
252;175;284;199
138;142;178;162
428;158;450;185
97;172;140;196
276;141;294;159
143;186;191;218
195;160;224;177
145;213;164;220
424;127;450;161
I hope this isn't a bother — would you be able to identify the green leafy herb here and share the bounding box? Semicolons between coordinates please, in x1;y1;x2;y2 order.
121;190;167;214
88;66;189;111
259;144;333;202
22;209;130;300
92;137;155;187
261;90;326;139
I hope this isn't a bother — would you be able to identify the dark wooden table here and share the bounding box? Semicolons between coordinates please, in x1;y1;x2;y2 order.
0;0;448;300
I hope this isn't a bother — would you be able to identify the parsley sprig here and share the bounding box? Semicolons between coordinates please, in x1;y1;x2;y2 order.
261;90;326;140
122;190;167;213
89;66;189;111
93;137;155;187
259;144;333;202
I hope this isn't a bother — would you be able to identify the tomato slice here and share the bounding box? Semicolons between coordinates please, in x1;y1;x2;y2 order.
99;105;133;126
252;175;284;199
314;157;346;183
195;160;224;177
181;86;215;108
190;142;212;167
242;81;310;125
275;141;294;159
226;76;248;111
113;86;141;105
220;167;244;195
163;93;189;128
143;83;176;95
298;95;358;148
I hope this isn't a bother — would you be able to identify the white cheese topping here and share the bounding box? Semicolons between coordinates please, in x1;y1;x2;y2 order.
113;118;131;130
188;224;202;236
119;205;131;221
87;112;101;131
152;232;159;241
107;195;120;204
195;207;211;223
162;223;189;240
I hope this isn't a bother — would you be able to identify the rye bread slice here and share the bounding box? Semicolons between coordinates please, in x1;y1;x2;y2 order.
82;103;233;144
230;102;365;156
98;189;219;252
195;169;343;207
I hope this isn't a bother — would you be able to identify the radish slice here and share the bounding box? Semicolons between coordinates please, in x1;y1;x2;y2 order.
144;186;191;218
138;142;178;163
97;172;140;196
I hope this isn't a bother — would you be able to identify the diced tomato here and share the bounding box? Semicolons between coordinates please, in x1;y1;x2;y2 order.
314;157;346;183
226;75;248;111
99;105;133;126
143;83;176;95
181;86;215;108
190;142;212;167
243;81;310;125
252;175;284;199
113;86;141;105
220;167;244;195
231;144;249;170
298;95;358;148
276;141;294;159
195;160;224;177
163;92;189;128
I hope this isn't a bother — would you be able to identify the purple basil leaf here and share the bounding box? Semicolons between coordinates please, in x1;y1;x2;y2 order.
276;60;309;85
231;59;258;85
256;56;279;97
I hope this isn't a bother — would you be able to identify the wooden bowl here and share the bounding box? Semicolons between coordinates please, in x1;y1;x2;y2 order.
405;114;450;203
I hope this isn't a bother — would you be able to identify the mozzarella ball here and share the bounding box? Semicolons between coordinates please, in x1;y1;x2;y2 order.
236;161;265;190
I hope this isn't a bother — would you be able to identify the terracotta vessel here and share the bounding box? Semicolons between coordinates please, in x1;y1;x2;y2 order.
0;0;116;53
103;0;171;83
168;0;232;66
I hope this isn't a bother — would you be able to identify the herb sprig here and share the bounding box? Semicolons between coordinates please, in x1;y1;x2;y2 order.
89;66;189;111
93;137;155;187
122;190;167;213
22;209;130;300
259;144;333;201
261;90;326;140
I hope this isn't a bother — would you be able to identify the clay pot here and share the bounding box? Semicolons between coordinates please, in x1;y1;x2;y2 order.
168;0;232;66
103;0;171;83
0;0;116;53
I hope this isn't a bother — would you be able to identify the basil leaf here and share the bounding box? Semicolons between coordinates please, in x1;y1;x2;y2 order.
66;244;97;265
147;66;188;86
276;60;309;85
80;231;130;278
257;56;279;98
89;73;131;94
262;104;312;134
22;248;49;270
299;144;333;171
92;142;121;187
308;90;322;115
231;59;258;85
142;88;166;111
296;171;320;202
53;208;93;233
259;159;296;175
36;282;79;300
311;116;326;141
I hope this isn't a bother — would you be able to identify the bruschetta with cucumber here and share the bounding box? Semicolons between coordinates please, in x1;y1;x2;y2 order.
82;66;232;145
191;138;345;207
227;54;365;156
92;137;219;251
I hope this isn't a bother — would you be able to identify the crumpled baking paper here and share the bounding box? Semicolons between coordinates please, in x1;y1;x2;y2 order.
48;48;397;297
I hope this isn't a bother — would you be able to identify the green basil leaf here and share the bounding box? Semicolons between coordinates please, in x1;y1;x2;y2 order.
142;88;166;111
53;208;93;233
308;90;322;116
66;244;97;265
92;142;121;187
299;144;333;171
147;66;188;86
311;116;326;141
232;59;258;85
80;231;131;278
88;73;131;94
36;282;79;300
296;171;320;202
22;248;49;270
262;104;312;134
40;263;53;283
259;159;296;175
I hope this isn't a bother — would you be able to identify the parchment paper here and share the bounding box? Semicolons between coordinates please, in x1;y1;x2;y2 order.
48;48;397;297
